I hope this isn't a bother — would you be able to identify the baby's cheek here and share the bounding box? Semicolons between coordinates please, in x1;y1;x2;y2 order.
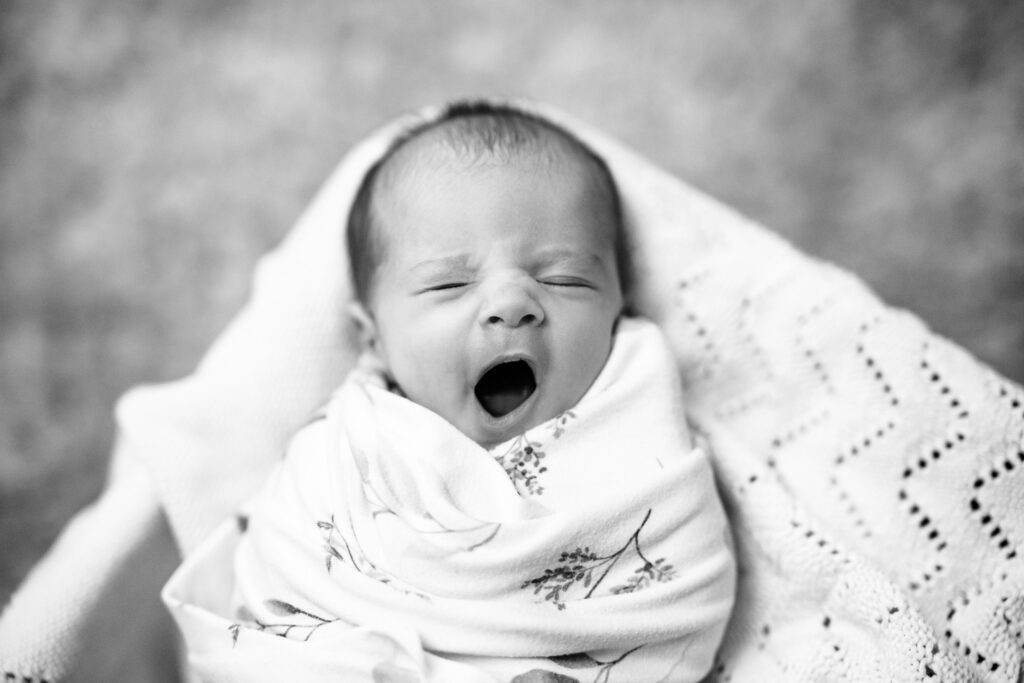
405;343;464;398
563;328;612;398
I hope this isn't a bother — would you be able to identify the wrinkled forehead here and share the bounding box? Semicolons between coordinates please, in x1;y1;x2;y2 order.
371;124;619;244
379;122;590;190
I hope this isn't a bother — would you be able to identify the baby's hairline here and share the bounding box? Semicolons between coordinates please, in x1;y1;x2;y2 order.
347;104;633;308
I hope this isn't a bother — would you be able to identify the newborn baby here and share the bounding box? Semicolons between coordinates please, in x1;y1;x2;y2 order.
187;103;735;682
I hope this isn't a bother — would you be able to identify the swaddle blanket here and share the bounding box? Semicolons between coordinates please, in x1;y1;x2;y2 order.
163;318;736;682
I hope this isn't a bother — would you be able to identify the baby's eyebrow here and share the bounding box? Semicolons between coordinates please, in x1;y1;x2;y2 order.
409;255;474;277
534;249;605;270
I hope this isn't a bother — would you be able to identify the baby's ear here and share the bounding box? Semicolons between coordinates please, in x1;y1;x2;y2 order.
348;302;391;378
347;302;397;385
347;302;379;352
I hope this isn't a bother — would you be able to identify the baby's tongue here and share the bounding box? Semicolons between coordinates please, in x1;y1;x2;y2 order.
475;361;536;417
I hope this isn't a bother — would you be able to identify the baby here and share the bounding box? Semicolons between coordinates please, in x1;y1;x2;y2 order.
176;103;735;682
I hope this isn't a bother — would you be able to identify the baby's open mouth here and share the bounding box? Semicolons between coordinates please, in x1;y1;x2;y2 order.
474;360;537;418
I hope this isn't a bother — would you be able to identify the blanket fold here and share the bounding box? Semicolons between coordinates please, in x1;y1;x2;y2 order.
163;318;735;683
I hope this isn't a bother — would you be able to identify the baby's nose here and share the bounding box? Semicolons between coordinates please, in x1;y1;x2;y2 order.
481;281;544;329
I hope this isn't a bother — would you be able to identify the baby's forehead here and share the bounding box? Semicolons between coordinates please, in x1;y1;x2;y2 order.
374;140;613;249
379;122;593;190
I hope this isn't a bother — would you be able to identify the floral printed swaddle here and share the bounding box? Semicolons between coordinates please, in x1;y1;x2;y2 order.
164;318;735;682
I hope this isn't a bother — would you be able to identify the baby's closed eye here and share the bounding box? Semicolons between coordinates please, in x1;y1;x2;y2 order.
425;281;470;292
538;275;594;289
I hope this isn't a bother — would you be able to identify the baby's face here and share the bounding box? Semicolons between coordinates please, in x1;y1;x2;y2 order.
356;154;623;447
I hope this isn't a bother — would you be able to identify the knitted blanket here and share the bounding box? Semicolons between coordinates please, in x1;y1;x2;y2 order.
163;318;735;682
1;100;1021;682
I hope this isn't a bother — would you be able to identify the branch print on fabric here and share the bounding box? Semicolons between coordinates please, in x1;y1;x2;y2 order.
317;516;430;601
494;410;576;495
521;509;675;610
496;434;548;495
228;600;340;646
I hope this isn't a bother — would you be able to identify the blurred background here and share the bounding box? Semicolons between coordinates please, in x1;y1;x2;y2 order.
1;0;1021;610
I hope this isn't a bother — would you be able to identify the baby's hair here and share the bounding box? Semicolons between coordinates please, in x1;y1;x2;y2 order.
346;101;631;306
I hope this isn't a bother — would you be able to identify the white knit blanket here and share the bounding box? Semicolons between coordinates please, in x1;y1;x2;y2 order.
1;100;1022;683
163;318;735;683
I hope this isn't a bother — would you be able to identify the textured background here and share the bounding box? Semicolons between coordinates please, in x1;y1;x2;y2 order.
1;0;1021;610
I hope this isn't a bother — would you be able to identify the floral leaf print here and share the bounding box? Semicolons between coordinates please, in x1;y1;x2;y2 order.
316;516;431;602
317;516;368;576
521;547;602;610
548;409;577;439
228;599;338;645
521;510;674;609
495;434;549;496
609;557;677;595
495;410;577;495
264;598;316;617
318;519;345;572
